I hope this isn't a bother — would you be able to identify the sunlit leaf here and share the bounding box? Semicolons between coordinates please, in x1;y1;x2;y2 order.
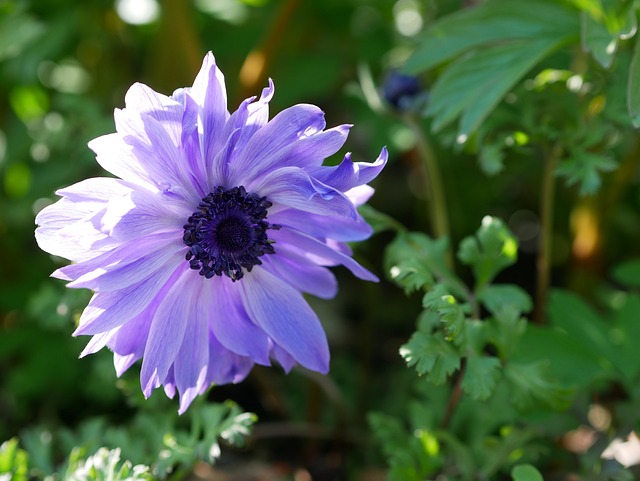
405;0;578;73
385;232;466;295
458;217;518;289
400;331;461;384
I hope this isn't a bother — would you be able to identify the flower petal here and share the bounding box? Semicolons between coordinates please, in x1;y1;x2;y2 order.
109;308;153;376
206;332;254;385
207;278;271;365
270;208;373;242
174;281;210;414
73;264;185;336
252;167;356;218
67;236;184;292
240;267;330;373
140;271;194;397
273;227;378;282
230;104;325;184
189;52;230;173
261;254;337;300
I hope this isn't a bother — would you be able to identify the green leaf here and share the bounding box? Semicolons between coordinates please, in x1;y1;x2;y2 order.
461;356;502;400
478;284;533;318
385;232;465;295
606;293;640;384
479;141;505;176
368;413;437;481
513;325;604;386
428;38;568;137
422;285;467;342
405;0;578;73
0;438;28;481
505;361;573;410
581;12;617;68
65;448;151;481
612;258;640;287
548;290;617;367
555;151;617;195
511;464;544;481
627;32;640;126
458;217;518;289
400;331;461;384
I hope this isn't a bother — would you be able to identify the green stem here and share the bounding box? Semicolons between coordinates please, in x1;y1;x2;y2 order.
404;114;453;267
535;143;562;325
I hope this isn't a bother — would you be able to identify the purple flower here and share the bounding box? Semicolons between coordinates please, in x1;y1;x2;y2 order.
35;52;386;413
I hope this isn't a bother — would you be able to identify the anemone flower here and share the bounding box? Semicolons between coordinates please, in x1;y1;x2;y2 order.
35;52;387;413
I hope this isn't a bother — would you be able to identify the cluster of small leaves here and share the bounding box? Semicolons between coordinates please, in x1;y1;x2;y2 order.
388;217;568;406
375;218;574;480
0;438;28;481
155;402;256;476
2;401;256;480
64;448;151;481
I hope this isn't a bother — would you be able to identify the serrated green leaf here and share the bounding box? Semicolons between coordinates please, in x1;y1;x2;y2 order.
505;361;573;410
400;331;461;384
612;259;640;287
423;285;467;342
385;232;466;295
405;0;578;73
65;448;151;481
511;463;544;481
368;413;437;481
555;152;617;195
458;217;518;289
461;356;502;400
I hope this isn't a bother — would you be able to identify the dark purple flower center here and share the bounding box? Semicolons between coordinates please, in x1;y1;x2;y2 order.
183;186;279;281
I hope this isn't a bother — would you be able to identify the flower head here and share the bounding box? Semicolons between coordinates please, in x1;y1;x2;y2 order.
35;52;386;413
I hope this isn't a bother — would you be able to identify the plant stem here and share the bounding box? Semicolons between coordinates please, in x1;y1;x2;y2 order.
442;359;465;429
534;143;562;324
404;114;453;267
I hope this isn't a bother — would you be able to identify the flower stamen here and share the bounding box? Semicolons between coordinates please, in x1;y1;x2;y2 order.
183;186;279;281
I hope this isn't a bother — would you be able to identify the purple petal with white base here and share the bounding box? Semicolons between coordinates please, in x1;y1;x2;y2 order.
34;51;386;412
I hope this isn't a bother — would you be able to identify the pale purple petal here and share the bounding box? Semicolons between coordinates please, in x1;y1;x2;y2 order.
230;104;325;185
273;228;378;282
140;271;193;397
271;208;373;242
261;254;338;300
74;264;185;336
206;332;254;385
206;278;271;365
251;167;357;218
174;281;210;413
240;267;330;373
